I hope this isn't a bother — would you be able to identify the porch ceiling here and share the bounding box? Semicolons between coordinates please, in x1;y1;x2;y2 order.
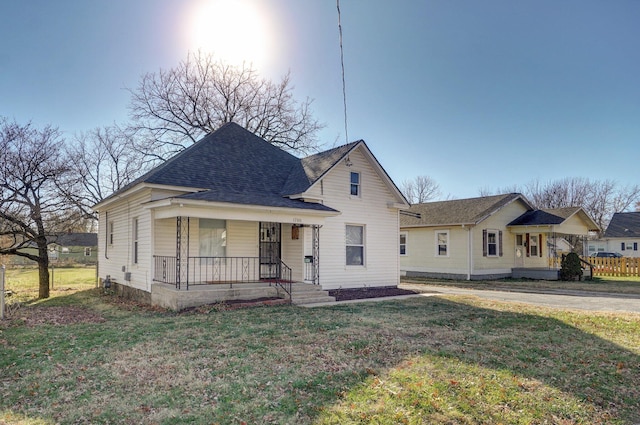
146;198;338;225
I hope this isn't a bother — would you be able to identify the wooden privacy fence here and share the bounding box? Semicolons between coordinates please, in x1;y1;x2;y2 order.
547;256;640;277
585;257;640;277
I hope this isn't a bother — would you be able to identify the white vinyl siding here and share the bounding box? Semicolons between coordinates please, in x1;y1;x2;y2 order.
314;146;402;289
97;189;153;291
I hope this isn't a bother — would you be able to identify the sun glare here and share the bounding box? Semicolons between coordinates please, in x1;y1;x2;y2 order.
188;0;274;70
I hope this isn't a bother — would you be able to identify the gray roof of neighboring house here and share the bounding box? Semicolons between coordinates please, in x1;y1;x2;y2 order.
507;207;583;226
97;123;368;212
604;212;640;238
50;233;98;247
400;193;527;227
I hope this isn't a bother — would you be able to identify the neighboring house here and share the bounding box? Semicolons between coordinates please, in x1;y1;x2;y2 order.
400;193;599;280
48;233;98;264
547;237;573;257
93;123;409;309
9;233;98;266
587;212;640;258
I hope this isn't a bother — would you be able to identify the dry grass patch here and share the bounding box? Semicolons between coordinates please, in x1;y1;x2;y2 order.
1;290;639;424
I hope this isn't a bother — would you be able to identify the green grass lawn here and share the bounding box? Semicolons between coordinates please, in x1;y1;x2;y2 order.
2;266;97;304
1;275;639;424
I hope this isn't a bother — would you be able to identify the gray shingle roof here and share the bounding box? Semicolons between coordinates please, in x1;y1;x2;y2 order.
400;193;527;227
508;209;568;226
97;123;357;212
301;142;360;183
50;233;98;247
604;212;640;238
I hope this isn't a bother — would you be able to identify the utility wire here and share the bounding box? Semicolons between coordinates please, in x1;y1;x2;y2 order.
337;0;349;144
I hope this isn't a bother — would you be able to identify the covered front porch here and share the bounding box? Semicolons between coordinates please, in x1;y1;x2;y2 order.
145;196;336;308
509;232;592;280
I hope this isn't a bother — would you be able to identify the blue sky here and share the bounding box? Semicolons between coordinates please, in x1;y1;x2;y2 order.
1;0;639;199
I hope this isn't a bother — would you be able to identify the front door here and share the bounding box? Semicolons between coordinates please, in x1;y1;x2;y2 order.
515;234;525;267
259;222;281;279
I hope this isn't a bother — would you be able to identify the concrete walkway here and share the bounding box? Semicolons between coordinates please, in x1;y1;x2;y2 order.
303;284;640;313
399;283;640;314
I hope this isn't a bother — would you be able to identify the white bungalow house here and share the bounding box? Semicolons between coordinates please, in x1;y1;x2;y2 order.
400;193;599;280
587;212;640;258
93;123;409;309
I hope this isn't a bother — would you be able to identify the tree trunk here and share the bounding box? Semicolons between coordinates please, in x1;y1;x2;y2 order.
37;244;50;299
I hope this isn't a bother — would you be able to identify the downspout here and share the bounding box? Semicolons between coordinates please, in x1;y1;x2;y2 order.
466;225;473;280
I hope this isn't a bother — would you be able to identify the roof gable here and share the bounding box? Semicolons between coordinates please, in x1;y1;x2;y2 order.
95;123;406;211
301;141;360;184
605;212;640;238
401;193;529;227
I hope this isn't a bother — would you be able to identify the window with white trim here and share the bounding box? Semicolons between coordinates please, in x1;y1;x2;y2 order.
109;222;114;245
346;224;365;265
133;218;139;264
483;229;502;257
350;172;360;196
435;231;449;257
84;247;91;256
399;232;407;256
529;235;539;257
199;219;227;257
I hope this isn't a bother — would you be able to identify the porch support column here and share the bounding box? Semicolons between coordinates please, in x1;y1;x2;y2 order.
176;216;190;290
312;225;321;285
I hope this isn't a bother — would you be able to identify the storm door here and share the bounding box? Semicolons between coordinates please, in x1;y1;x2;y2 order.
515;234;525;267
259;222;281;279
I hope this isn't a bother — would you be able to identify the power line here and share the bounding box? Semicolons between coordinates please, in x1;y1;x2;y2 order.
336;0;349;144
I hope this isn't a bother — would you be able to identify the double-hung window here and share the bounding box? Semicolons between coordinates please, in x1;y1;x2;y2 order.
399;232;408;256
346;224;364;265
436;231;449;256
529;235;539;257
132;218;139;264
483;229;502;257
350;172;360;196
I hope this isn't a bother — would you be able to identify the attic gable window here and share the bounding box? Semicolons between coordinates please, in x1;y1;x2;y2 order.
350;172;360;196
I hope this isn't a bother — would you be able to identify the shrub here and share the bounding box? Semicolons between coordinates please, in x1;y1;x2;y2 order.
560;252;583;281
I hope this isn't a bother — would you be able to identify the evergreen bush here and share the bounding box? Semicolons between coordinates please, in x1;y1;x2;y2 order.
559;252;583;281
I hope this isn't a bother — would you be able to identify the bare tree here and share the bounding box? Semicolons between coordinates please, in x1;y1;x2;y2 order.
401;175;441;204
127;51;324;162
480;177;640;232
60;125;147;221
0;119;73;298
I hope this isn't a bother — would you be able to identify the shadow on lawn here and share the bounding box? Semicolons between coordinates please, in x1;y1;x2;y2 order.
2;291;639;424
318;296;640;423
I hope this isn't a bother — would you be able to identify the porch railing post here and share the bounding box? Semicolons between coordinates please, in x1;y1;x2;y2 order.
312;225;321;285
176;216;190;290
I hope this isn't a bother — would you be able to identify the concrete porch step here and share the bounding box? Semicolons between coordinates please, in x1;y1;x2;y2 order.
290;283;336;305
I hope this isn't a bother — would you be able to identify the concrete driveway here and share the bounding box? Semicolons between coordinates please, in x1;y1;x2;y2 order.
399;283;640;314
